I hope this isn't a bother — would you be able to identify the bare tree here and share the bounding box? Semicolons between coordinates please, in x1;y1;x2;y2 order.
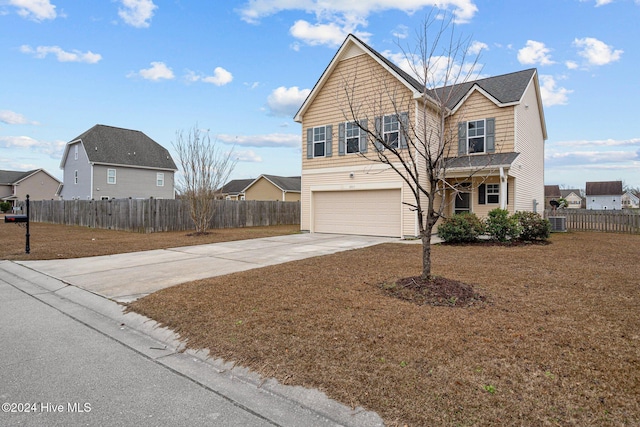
173;125;236;234
341;11;484;281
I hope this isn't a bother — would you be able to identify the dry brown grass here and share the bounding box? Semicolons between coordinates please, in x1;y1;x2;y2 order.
2;221;638;425
0;221;299;260
128;232;640;426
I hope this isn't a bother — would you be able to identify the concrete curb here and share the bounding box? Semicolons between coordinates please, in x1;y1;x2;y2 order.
1;260;384;427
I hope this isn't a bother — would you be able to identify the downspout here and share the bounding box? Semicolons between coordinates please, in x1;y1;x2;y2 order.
282;190;286;201
499;166;507;210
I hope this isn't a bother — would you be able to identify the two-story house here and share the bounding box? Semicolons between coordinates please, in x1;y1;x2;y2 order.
585;181;623;210
294;34;546;238
59;125;177;200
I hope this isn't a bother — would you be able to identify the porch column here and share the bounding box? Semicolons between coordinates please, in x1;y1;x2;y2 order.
499;167;507;210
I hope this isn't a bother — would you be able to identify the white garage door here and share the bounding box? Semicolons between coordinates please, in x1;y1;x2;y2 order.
313;189;402;237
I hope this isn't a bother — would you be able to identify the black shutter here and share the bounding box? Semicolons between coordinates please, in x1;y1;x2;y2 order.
478;183;486;205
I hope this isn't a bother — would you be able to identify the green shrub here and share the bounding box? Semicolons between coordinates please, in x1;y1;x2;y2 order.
437;212;485;243
513;211;551;241
485;208;521;242
0;201;11;213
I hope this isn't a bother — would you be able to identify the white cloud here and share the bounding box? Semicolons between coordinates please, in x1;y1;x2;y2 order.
129;61;174;81
468;40;488;55
217;133;301;148
238;1;478;47
267;86;311;117
0;110;38;125
0;135;42;148
539;75;572;106
118;0;157;28
555;138;640;148
186;67;234;86
20;45;102;63
233;149;263;162
574;37;623;66
8;0;57;21
517;40;554;66
565;60;578;70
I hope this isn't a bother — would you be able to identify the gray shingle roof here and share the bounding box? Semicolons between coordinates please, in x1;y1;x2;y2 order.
351;34;535;109
262;175;301;192
70;125;177;170
218;178;255;195
0;169;37;185
545;185;561;198
585;181;623;196
445;152;520;170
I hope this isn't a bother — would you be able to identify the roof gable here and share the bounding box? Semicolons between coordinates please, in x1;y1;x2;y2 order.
0;169;38;185
218;178;254;194
62;125;177;170
245;175;301;193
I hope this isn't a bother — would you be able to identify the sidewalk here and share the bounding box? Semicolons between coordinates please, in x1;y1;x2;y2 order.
0;259;384;427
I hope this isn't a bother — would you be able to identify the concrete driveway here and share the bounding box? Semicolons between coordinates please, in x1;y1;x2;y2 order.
17;233;402;302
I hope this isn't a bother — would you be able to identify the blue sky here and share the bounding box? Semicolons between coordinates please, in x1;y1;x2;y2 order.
1;0;638;190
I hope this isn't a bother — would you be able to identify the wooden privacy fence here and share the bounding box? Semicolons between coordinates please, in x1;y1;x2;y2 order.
24;199;300;233
545;209;640;234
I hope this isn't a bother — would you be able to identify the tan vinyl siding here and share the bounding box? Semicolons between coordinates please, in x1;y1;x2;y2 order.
245;177;284;201
511;82;545;213
13;170;60;201
446;91;516;157
301;51;415;170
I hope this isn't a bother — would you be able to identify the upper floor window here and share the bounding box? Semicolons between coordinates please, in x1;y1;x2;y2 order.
157;173;164;187
468;120;485;154
107;168;116;184
458;118;495;155
346;122;360;154
74;145;78;160
383;115;399;148
306;125;332;159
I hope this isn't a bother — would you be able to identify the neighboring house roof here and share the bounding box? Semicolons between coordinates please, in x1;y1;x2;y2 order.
560;189;582;198
0;169;38;185
61;124;177;170
445;153;520;170
218;178;255;195
294;34;546;140
545;185;561;198
245;175;301;193
585;181;623;196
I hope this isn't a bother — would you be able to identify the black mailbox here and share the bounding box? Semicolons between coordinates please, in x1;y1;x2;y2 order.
4;215;28;223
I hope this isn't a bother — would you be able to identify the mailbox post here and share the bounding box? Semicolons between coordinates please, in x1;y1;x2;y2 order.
4;194;30;254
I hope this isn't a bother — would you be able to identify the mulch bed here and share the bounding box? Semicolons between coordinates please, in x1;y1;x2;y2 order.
382;275;487;307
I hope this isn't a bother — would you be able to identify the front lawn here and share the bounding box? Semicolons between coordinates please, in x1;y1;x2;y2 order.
128;232;640;426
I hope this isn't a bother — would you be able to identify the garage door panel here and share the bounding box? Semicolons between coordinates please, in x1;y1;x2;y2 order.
313;189;401;237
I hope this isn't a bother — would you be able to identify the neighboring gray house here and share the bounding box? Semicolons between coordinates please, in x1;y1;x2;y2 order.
0;169;61;207
59;125;177;200
585;181;623;210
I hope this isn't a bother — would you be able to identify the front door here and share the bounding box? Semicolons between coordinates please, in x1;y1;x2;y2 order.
454;191;471;214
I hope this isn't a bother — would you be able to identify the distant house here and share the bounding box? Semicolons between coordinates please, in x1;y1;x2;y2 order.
59;125;177;200
544;185;562;210
0;169;61;208
621;190;639;209
585;181;623;210
244;175;301;202
216;178;254;200
560;189;584;209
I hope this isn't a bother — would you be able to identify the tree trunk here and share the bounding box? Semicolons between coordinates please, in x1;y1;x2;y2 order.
421;228;432;280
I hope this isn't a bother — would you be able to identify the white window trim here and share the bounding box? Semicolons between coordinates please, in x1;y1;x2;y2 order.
345;122;360;154
383;115;399;149
313;126;326;158
467;119;486;154
486;183;500;204
107;168;116;185
74;145;78;160
157;172;164;187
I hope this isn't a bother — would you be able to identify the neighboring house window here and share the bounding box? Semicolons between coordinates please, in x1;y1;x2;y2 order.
486;184;500;204
157;173;164;187
346;122;360;154
107;169;116;184
74;170;78;184
306;125;332;158
74;145;78;160
458;118;495;155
